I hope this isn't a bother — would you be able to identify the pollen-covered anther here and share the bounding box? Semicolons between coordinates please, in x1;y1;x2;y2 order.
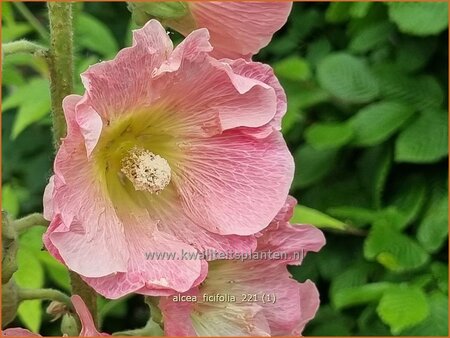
121;146;171;194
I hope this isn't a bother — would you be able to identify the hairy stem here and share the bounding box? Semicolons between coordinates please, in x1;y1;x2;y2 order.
47;2;74;147
47;2;98;326
12;2;49;41
18;288;73;310
2;40;46;56
13;213;49;233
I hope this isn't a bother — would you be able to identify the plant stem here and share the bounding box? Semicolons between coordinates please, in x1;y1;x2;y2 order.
18;288;73;310
2;40;47;56
47;2;74;147
14;213;49;233
12;2;49;41
47;2;98;326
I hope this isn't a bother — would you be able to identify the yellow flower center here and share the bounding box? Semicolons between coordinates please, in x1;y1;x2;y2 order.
121;146;171;194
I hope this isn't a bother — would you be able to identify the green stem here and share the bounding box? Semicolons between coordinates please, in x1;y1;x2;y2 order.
47;2;74;146
2;40;47;56
13;213;49;233
46;2;98;326
12;2;49;41
18;288;73;310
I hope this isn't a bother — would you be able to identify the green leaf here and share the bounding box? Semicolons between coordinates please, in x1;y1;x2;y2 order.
292;145;338;189
315;236;362;281
403;292;448;336
76;13;119;58
17;301;43;334
349;101;415;147
305;122;353;150
306;37;332;66
333;282;393;310
274;57;311;82
377;284;429;334
99;296;129;322
15;248;45;289
19;226;46;251
38;252;71;292
431;263;448;294
330;262;372;307
297;86;330;110
374;66;444;111
2;24;32;42
349;22;393;54
357;305;391;336
327;206;378;227
388;2;448;36
364;223;429;272
374;207;409;231
2;2;15;26
308;305;354;336
15;247;44;333
2;184;20;218
281;94;302;134
396;37;437;73
395;110;448;163
387;175;427;229
317;53;379;103
350;2;373;18
417;192;448;253
2;78;51;139
302;171;372;211
2;65;25;86
357;144;392;208
325;3;352;23
291;205;347;231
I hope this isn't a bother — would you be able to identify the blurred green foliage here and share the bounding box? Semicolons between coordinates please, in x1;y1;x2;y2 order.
2;2;448;336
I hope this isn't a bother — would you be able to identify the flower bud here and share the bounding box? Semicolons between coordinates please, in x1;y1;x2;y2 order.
2;278;19;327
2;211;18;284
127;2;191;27
46;301;69;322
61;313;79;337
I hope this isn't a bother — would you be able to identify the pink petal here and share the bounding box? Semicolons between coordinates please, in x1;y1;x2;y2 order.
2;328;40;336
156;208;257;256
81;225;206;299
71;295;108;336
160;288;271;336
154;28;279;134
75;101;103;157
80;20;173;119
293;280;321;335
255;196;326;264
44;94;129;278
186;2;292;59
43;175;55;220
160;260;318;336
257;223;326;265
158;289;198;336
226;59;287;131
191;303;270;336
176;130;294;236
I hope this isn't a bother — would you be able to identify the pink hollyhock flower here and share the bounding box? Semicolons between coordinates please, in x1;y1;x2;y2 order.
43;20;294;299
159;197;325;336
131;2;293;59
3;295;107;337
